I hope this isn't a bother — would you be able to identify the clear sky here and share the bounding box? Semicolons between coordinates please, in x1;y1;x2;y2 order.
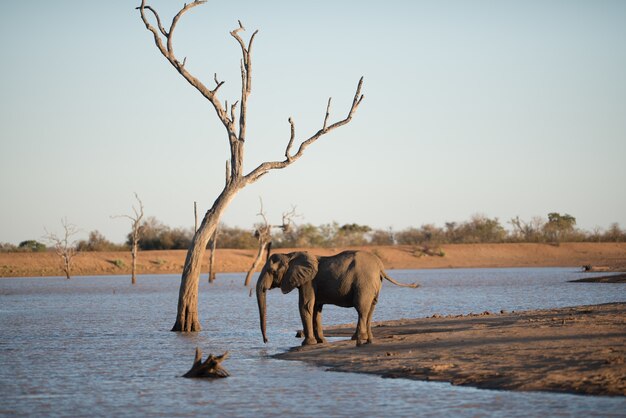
1;1;625;245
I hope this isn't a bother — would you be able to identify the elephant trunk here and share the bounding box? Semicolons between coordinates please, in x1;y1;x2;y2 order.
256;266;271;343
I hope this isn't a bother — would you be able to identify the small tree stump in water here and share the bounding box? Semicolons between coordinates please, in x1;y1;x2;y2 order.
183;348;230;379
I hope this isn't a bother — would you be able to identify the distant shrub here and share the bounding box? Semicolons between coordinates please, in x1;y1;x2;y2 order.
215;225;257;249
601;223;626;242
18;240;47;252
543;213;577;244
133;217;193;250
368;229;395;246
77;230;127;252
0;242;18;252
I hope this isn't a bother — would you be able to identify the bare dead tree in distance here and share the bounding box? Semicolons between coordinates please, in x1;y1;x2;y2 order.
207;227;218;283
112;193;145;285
244;199;297;287
138;1;364;332
43;218;80;280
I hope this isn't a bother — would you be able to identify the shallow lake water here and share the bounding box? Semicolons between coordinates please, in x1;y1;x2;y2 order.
1;268;625;417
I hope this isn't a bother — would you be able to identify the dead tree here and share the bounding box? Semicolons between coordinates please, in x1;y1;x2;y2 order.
43;218;80;280
183;348;230;378
113;193;145;285
138;1;364;332
243;200;296;287
207;227;218;283
195;202;218;283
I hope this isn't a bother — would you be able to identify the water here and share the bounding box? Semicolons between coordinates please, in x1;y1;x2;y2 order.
1;268;625;417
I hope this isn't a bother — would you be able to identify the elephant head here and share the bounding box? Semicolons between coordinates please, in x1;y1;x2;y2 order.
256;252;318;343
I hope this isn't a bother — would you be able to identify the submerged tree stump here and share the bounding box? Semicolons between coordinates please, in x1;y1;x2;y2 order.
183;348;230;379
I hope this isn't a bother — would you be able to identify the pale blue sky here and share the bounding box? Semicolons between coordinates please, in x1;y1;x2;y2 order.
1;1;625;244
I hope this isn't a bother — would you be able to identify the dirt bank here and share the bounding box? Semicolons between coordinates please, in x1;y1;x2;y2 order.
276;303;626;396
1;242;625;278
570;273;626;283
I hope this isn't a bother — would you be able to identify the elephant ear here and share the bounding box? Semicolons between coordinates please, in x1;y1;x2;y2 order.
280;252;318;294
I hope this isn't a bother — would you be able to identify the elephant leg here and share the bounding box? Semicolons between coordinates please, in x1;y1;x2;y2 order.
355;311;369;346
354;299;372;347
365;294;379;344
313;304;327;344
298;285;317;346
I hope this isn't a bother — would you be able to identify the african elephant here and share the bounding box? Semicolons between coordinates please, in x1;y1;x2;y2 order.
255;250;418;346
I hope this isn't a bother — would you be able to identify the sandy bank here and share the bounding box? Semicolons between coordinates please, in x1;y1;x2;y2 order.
276;302;626;396
570;273;626;283
1;242;625;278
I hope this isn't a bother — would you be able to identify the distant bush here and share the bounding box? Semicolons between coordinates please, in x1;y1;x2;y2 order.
4;213;622;254
368;229;395;246
0;242;18;252
396;225;444;245
17;240;47;252
273;222;373;248
275;223;333;248
132;217;193;250
601;223;626;242
215;225;257;249
454;215;507;243
335;223;372;246
543;213;577;244
77;230;127;252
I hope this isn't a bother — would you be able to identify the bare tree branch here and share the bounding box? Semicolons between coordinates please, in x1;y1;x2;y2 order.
212;73;225;94
43;218;80;280
229;21;258;145
112;193;145;284
140;5;168;37
244;76;364;185
244;200;298;287
280;206;299;232
230;101;239;127
256;197;269;228
167;1;206;56
323;97;332;130
137;0;232;132
285;117;295;160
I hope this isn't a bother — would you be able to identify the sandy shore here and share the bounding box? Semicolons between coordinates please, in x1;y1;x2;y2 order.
1;242;625;277
276;303;626;396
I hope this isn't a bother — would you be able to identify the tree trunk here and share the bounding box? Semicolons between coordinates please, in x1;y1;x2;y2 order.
244;239;268;287
63;254;71;280
64;257;71;280
131;242;138;285
208;228;218;283
172;188;237;332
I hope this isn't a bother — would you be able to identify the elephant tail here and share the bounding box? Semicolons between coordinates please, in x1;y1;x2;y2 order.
381;271;420;288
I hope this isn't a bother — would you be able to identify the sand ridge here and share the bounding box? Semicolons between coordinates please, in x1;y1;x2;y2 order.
276;303;626;396
1;242;625;277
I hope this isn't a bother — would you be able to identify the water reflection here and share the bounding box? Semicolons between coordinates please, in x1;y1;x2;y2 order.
1;268;624;416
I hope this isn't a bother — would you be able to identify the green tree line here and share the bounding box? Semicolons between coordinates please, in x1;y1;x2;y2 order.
2;213;625;253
